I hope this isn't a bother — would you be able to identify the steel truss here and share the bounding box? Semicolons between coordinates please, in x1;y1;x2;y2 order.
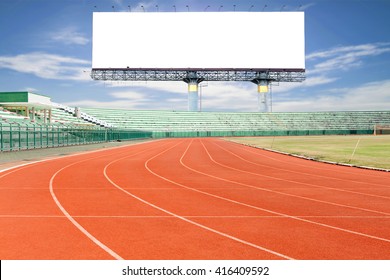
91;69;306;82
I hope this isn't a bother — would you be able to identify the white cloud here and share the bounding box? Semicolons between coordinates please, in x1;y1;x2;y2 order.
65;88;186;110
307;43;390;74
21;87;39;93
96;82;258;111
273;75;339;93
198;82;257;111
65;97;185;111
49;27;89;45
303;75;339;87
306;43;389;60
109;91;148;100
0;52;91;81
65;90;150;109
274;79;390;112
269;42;390;98
65;99;144;109
104;80;187;94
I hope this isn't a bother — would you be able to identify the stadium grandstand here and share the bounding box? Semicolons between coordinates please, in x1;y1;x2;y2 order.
81;108;390;138
1;91;390;152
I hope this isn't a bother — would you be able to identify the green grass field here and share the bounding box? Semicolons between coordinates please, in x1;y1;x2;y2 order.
229;135;390;170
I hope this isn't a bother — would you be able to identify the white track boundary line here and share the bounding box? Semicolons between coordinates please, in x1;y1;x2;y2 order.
103;140;294;260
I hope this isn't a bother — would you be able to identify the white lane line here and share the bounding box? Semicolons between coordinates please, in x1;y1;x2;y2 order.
103;140;294;260
49;157;124;260
47;140;172;260
1;215;389;219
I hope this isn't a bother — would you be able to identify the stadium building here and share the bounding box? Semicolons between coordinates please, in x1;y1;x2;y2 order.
1;91;390;152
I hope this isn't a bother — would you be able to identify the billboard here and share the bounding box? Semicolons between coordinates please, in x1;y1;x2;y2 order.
92;12;305;71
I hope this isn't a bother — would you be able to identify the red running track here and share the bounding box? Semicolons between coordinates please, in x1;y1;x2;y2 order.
0;138;389;260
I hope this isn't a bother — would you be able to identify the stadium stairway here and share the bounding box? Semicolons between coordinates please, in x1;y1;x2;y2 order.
51;103;114;128
1;104;113;128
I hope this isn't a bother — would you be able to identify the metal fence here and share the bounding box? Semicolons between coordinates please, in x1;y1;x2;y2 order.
0;123;152;152
1;122;376;152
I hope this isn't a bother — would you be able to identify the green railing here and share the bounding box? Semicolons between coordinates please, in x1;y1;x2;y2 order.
0;123;152;152
0;121;376;152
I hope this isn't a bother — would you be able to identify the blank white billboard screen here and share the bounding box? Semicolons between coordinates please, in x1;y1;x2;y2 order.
92;12;305;70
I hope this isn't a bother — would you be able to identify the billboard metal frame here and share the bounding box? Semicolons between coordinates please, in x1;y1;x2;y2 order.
90;68;305;82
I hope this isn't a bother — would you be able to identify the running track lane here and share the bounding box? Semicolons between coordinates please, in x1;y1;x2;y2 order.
0;138;389;259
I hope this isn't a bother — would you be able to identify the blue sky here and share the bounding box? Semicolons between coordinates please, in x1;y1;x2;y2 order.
0;0;389;112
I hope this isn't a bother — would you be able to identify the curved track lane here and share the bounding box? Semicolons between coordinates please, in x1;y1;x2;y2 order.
0;138;389;259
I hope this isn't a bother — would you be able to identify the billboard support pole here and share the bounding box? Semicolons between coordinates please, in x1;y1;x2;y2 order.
252;72;274;113
183;72;204;112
